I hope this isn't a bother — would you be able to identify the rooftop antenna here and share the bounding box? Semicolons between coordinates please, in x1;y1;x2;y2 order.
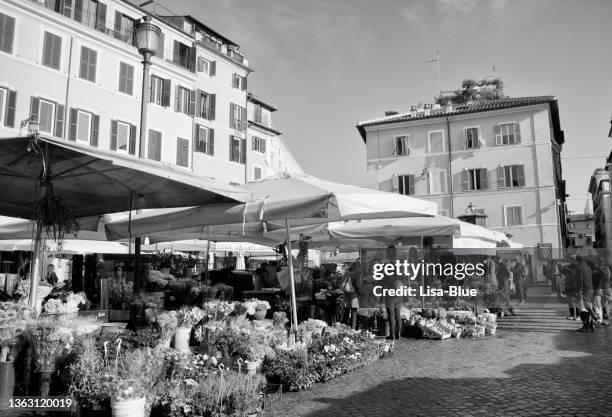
426;50;441;95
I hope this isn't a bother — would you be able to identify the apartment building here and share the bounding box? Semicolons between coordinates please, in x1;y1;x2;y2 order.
566;213;595;249
356;92;567;253
0;0;302;185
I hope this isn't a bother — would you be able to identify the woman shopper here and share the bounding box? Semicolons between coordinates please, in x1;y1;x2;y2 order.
341;262;361;330
589;259;604;326
512;258;527;305
382;246;403;340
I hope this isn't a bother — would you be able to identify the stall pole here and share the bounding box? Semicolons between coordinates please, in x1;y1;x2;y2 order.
204;226;211;282
285;220;299;334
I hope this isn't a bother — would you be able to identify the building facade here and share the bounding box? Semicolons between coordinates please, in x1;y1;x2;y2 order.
589;167;612;250
566;213;594;249
357;96;567;253
0;0;302;186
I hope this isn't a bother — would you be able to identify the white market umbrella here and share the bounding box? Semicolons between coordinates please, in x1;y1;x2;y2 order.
105;173;439;332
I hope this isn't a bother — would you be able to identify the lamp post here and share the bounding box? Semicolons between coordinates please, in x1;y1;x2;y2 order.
134;16;160;291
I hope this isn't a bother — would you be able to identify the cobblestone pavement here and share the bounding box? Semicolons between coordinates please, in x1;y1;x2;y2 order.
265;286;612;417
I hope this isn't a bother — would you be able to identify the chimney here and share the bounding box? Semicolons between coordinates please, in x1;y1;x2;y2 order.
384;110;398;117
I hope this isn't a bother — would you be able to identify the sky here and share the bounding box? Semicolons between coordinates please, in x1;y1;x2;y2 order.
154;0;612;213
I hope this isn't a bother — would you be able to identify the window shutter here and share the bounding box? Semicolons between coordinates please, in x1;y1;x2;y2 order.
392;139;398;156
69;108;77;141
91;114;99;147
229;134;234;160
162;79;171;107
128;124;136;155
463;130;468;149
197;57;203;72
480;168;488;190
210;61;216;76
242;76;247;92
229;104;235;129
110;120;118;150
497;166;506;188
188;46;196;72
514;122;521;143
391;173;399;191
55;104;65;137
96;2;106;32
262;138;266;153
148;131;155;160
209;94;216;120
60;0;72;17
462;169;469;191
156;133;162;161
240;105;247;131
156;32;164;59
113;11;121;40
232;74;238;88
517;165;525;186
174;85;180;112
408;175;415;195
188;89;195;116
402;137;409;155
240;138;246;164
74;0;83;22
252;137;257;151
494;125;502;145
478;133;485;148
504;206;510;227
176;138;183;166
195;90;202;118
172;40;180;64
0;14;15;53
30;97;40;122
208;129;214;155
4;90;16;127
149;75;155;103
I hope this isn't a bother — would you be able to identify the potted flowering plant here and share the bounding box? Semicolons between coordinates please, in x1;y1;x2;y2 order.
100;342;163;417
174;306;205;352
145;310;178;348
202;300;235;322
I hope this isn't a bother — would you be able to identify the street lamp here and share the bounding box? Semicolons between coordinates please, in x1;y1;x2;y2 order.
134;16;160;291
135;15;160;158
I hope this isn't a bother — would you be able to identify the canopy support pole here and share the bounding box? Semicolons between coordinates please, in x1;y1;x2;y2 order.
285;219;299;335
204;226;211;282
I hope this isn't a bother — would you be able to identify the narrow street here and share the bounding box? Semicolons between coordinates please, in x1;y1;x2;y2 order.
266;287;612;417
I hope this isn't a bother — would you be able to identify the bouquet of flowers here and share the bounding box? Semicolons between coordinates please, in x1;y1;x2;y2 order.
157;311;178;341
202;300;235;322
298;319;327;335
42;292;87;315
0;302;32;324
109;279;133;309
242;299;271;316
176;306;205;328
28;320;74;372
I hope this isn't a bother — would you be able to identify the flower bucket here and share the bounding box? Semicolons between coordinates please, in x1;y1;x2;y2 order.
0;361;15;402
172;327;191;352
111;397;146;417
245;359;261;375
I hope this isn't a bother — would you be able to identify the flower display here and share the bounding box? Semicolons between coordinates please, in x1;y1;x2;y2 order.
176;306;205;328
202;300;235;322
42;292;87;315
242;299;271;316
0;302;32;324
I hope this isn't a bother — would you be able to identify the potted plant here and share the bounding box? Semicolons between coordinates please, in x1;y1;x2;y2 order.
101;345;163;417
155;251;174;275
244;345;266;375
174;306;204;352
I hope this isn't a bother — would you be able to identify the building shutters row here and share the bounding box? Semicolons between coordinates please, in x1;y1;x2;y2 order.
110;120;137;155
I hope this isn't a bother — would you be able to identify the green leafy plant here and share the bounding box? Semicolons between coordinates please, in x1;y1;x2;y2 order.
32;190;79;243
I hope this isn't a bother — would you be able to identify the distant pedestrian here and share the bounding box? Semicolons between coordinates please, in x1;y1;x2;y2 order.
562;260;579;320
602;254;612;326
341;262;361;330
383;246;403;340
512;258;527;305
575;255;598;332
589;259;604;326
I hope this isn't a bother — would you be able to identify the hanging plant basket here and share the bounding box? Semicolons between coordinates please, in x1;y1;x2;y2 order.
31;188;79;243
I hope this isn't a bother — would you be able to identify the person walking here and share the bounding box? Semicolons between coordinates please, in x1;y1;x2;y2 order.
512;258;527;305
589;259;604;326
341;262;361;330
602;254;612;326
576;255;597;332
382;246;403;340
562;260;580;320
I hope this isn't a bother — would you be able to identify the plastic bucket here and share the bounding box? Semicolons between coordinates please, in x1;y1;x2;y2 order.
111;397;146;417
173;327;191;352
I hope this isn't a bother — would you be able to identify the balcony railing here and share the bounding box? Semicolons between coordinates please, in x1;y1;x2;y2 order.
196;34;245;65
27;0;137;47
